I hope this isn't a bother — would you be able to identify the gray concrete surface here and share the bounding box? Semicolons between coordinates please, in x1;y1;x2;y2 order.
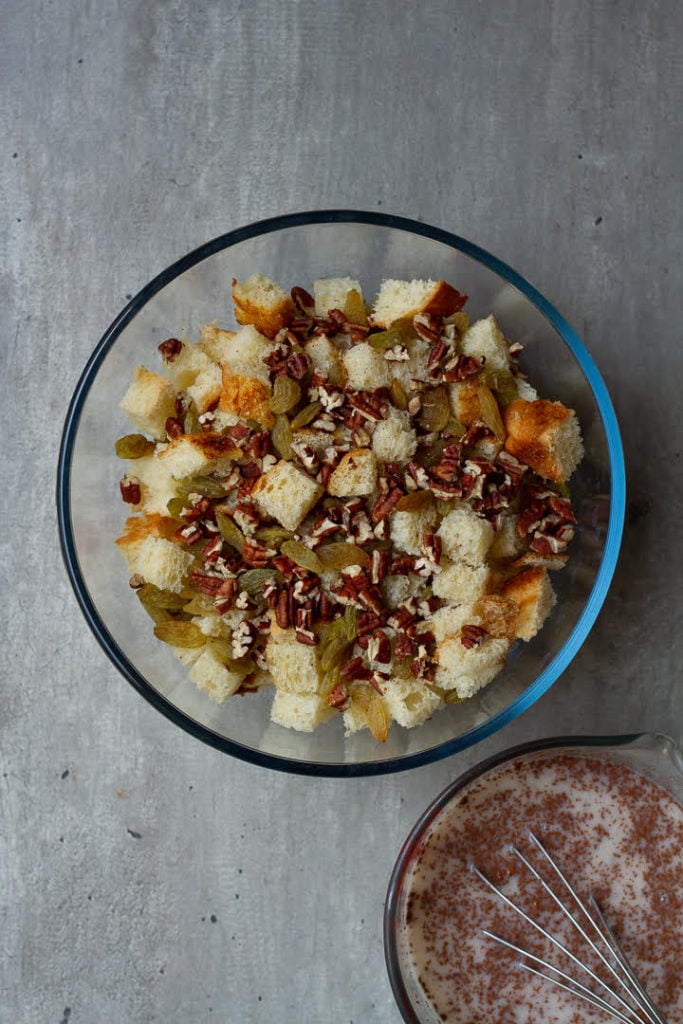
2;1;682;1021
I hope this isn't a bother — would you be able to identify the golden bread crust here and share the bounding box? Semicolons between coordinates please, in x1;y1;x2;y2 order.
116;513;179;548
231;277;295;339
219;371;274;428
503;399;572;482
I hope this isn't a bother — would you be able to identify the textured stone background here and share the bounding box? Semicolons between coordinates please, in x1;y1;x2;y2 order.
2;1;682;1021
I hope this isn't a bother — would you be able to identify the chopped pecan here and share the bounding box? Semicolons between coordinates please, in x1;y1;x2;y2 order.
422;533;442;564
340;656;371;682
347;391;387;421
370;487;403;523
427;338;450;378
291;286;314;313
460;624;488;649
370;548;391;584
158;337;183;362
390;555;417;576
275;588;291;628
286;351;311;380
461;420;496;447
232;619;258;660
327;682;348;710
357;610;385;637
366;630;391;665
244;430;271;458
393;634;415;660
442;353;484;382
119;475;141;505
191;569;227;596
413;312;443;343
203;536;224;562
241;539;276;568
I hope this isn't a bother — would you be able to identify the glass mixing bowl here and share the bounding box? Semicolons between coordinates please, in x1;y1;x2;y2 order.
57;211;625;775
384;732;683;1022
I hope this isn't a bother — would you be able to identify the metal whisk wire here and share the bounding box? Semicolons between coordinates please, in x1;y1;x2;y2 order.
472;832;669;1024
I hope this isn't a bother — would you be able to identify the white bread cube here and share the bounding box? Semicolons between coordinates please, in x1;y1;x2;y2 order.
327;448;377;497
232;274;295;339
252;460;323;531
189;647;246;704
371;279;466;328
342;698;370;736
342;343;389;391
195;613;229;639
120;535;193;593
503;400;583;483
270;691;334;732
429;602;481;643
372;407;417;463
313;277;366;322
172;646;204;669
501;567;557;640
435;635;510;698
197;324;237;363
186;362;223;413
431;561;490;603
209;408;240;432
382;674;442;728
157;433;238;478
381;573;424;608
120;366;177;440
127;451;178;516
390;505;438;556
515;377;538;402
437;506;494;566
292;427;339;455
460;316;510;373
163;343;214;392
220;324;273;385
489;513;526;560
305;334;343;384
266;631;321;694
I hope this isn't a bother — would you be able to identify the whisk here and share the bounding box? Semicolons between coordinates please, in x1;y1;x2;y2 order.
472;832;669;1024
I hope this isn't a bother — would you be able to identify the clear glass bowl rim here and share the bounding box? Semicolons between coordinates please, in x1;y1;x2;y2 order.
56;210;626;777
383;731;681;1023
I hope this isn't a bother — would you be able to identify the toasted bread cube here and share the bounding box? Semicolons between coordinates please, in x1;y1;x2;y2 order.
197;324;237;363
435;635;510;698
252;460;324;531
266;631;321;694
270;691;334;732
313;277;367;322
127;451;178;515
437;506;494;566
120;366;177;440
157;433;239;478
489;513;526;560
473;595;520;640
342;343;389;391
119;535;193;593
163;343;214;392
220;324;274;385
432;561;490;603
189;647;247;704
501;567;557;640
503;400;583;483
382;675;442;729
372;407;417;463
116;512;179;549
327;448;377;497
460;315;510;373
390;505;438;556
304;334;343;384
186;362;223;413
371;278;467;328
231;274;295;339
219;371;274;428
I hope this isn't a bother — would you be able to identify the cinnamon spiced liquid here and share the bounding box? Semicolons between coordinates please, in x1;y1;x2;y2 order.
402;752;683;1023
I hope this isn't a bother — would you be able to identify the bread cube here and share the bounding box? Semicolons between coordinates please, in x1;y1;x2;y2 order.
119;535;194;593
313;277;367;322
189;647;247;704
429;602;481;643
305;334;343;384
460;315;510;373
270;691;334;732
252;460;324;531
219;371;274;429
431;561;490;603
157;433;239;478
120;366;177;440
127;451;178;516
372;407;417;463
489;513;526;560
390;505;438;556
371;279;467;328
172;646;204;669
232;274;295;339
437;506;494;566
220;324;273;385
503;400;584;483
327;448;377;497
197;324;237;363
387;337;431;391
342;343;389;391
382;675;442;728
266;631;322;694
501;567;557;640
163;343;214;392
435;635;510;698
381;573;424;608
186;362;223;413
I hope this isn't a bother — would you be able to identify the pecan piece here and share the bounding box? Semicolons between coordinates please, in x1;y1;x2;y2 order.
120;475;141;504
158;337;183;362
413;312;443;343
460;624;489;649
327;682;348;710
